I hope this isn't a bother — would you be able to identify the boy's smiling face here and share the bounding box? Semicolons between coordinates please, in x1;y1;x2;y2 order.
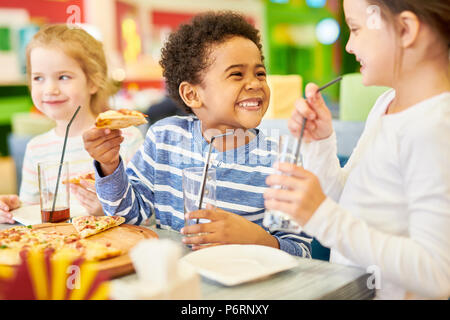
188;36;270;132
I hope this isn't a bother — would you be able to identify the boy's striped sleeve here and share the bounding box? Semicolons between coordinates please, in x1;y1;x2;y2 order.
94;133;157;225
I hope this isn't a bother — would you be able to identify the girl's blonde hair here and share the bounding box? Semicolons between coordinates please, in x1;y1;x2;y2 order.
26;24;117;115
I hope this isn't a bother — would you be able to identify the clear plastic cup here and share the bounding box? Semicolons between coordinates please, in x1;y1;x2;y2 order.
263;135;302;233
38;161;70;223
182;167;216;237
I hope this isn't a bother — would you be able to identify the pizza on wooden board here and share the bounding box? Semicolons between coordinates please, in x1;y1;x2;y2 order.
72;216;126;238
0;225;122;266
95;108;148;129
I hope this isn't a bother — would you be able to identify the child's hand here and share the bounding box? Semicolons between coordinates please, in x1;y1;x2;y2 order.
70;181;104;216
0;195;20;224
289;83;333;142
264;163;326;226
83;128;124;176
181;204;279;251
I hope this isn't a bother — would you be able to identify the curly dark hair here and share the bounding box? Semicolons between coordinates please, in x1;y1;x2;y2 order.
159;11;264;114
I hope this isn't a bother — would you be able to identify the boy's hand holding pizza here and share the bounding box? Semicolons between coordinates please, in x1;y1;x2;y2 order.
83;127;124;176
83;109;148;176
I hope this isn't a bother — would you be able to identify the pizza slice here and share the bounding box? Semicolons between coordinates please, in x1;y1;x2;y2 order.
0;247;23;265
64;172;96;186
0;240;122;265
95;108;148;129
72;215;126;238
0;225;123;266
71;239;122;261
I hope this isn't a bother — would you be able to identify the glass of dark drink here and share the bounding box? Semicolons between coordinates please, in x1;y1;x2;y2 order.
38;161;71;223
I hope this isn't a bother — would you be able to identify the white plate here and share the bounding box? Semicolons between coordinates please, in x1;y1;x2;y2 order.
180;244;299;286
12;204;88;226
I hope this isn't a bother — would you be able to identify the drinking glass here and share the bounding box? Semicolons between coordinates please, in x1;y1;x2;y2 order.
38;161;70;223
263;135;303;233
182;167;216;237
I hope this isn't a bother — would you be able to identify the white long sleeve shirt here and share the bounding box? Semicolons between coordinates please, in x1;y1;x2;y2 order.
301;90;450;299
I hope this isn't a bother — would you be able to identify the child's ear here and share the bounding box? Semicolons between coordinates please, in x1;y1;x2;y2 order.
179;81;202;109
397;11;420;48
89;83;99;95
88;78;99;95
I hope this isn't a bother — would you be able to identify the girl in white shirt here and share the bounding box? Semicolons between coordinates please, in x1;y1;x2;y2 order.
264;0;449;299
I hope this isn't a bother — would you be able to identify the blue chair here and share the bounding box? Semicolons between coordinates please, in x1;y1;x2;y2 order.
311;239;330;261
332;119;366;167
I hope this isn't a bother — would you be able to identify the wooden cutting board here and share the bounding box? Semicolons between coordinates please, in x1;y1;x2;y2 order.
31;223;158;279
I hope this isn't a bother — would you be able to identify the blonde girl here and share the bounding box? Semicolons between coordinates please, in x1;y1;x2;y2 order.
16;24;143;216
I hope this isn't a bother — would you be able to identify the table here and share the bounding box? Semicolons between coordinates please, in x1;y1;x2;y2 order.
116;227;375;300
0;222;375;300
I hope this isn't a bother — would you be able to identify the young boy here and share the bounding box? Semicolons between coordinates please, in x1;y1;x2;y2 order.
83;11;312;257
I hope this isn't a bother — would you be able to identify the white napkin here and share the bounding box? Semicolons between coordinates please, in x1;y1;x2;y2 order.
110;239;201;300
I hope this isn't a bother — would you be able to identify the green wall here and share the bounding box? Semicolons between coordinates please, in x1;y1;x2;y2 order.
264;0;339;101
0;85;32;156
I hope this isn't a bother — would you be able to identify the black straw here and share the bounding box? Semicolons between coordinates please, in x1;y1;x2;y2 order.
50;106;81;221
196;131;234;223
294;76;343;163
197;142;214;212
317;76;343;92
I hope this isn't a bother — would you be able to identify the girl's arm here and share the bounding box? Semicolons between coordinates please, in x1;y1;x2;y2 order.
300;122;373;202
70;180;104;216
18;143;40;205
285;117;450;298
266;160;449;298
304;196;449;298
300;131;347;201
293;87;393;202
289;83;351;201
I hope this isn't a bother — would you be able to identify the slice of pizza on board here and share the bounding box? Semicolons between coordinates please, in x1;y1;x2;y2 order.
72;216;126;238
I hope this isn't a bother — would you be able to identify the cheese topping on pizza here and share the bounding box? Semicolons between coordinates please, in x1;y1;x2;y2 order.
0;225;122;266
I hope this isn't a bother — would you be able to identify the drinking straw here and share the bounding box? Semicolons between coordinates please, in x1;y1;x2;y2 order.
294;76;343;163
196;130;235;223
317;76;343;92
49;106;81;221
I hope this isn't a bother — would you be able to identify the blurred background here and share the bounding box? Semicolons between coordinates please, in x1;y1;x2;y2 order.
0;0;389;197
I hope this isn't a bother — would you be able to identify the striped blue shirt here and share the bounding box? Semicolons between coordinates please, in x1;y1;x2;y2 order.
94;116;312;257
